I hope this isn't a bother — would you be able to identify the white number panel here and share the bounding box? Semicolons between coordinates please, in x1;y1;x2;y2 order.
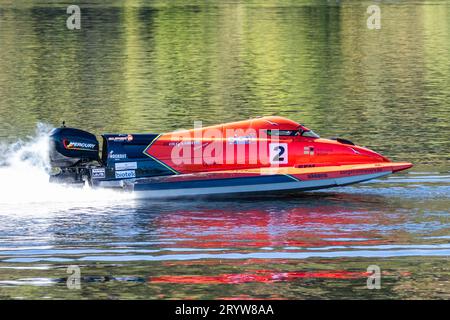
269;143;288;164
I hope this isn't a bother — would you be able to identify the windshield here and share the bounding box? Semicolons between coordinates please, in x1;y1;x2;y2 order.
267;129;298;136
266;128;320;138
301;130;320;138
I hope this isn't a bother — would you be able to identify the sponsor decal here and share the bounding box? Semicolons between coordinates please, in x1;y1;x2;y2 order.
296;164;316;168
227;134;256;145
108;134;134;142
115;162;137;171
63;139;96;151
316;148;332;155
91;168;105;179
307;173;328;179
303;146;314;155
339;168;383;175
109;151;127;159
168;141;201;147
115;170;136;179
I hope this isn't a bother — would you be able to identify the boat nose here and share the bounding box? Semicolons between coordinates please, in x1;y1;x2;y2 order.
351;145;391;163
350;144;413;171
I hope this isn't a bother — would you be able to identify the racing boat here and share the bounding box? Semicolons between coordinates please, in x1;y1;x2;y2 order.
48;116;412;198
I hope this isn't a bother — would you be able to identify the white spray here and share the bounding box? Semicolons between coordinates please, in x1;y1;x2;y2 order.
0;124;133;215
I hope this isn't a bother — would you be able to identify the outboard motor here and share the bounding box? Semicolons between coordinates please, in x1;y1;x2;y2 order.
49;127;100;185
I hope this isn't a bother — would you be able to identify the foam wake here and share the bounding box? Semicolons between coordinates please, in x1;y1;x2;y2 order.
0;124;132;214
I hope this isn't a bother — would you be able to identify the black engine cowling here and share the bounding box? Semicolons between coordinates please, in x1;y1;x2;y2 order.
49;127;100;185
49;127;99;168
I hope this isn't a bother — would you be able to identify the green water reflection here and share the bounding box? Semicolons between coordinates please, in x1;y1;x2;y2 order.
0;0;449;167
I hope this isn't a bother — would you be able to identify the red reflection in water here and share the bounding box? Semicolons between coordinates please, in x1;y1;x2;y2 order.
152;196;392;250
150;270;368;284
162;259;294;267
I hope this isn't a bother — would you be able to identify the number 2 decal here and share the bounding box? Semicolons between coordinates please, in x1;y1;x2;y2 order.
273;146;285;162
269;143;288;164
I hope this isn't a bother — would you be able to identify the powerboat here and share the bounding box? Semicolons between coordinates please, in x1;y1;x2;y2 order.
48;116;412;198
